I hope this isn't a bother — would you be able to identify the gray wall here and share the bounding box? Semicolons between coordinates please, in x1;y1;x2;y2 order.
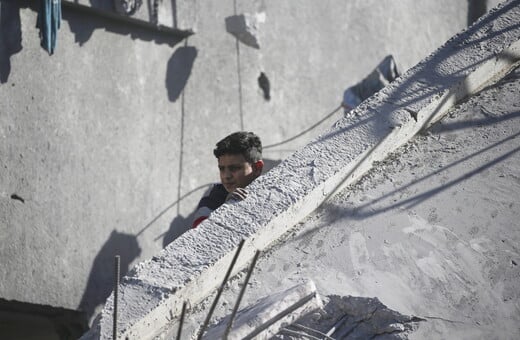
0;0;478;323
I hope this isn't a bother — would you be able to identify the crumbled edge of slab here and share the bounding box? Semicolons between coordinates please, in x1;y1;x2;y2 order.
203;280;322;339
81;1;520;339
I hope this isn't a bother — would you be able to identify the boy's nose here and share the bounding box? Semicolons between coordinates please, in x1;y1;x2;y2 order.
223;169;233;179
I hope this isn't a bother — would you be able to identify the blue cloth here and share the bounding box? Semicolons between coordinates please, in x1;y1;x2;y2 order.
342;55;400;113
36;0;61;55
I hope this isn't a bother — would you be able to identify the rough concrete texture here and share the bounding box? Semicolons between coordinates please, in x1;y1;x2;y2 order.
0;0;475;322
81;1;520;339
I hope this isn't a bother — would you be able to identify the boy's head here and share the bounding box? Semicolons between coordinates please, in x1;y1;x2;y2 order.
213;131;264;193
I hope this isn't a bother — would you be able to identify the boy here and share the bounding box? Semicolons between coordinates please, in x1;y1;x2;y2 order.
192;131;264;228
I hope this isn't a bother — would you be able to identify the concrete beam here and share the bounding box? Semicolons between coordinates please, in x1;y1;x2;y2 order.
81;1;520;339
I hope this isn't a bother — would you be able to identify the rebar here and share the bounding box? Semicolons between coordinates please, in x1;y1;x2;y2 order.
326;314;348;337
113;255;121;340
223;250;261;339
279;327;322;340
176;301;187;340
291;323;334;340
197;239;245;339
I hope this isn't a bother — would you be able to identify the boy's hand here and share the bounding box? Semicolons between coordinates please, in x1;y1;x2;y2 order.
226;188;248;202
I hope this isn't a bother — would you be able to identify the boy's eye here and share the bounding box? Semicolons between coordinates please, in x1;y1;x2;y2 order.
219;165;242;172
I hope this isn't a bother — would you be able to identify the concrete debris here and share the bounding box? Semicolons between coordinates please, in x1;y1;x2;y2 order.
274;295;425;339
203;280;322;340
225;12;266;49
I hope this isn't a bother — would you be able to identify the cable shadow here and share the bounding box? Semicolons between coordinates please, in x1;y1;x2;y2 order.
156;39;198;246
258;3;520;249
78;230;141;323
324;131;519;228
0;0;23;83
287;116;520;244
467;0;487;26
432;110;520;133
171;0;177;28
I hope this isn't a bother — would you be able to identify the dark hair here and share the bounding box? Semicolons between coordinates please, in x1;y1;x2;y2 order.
213;131;262;163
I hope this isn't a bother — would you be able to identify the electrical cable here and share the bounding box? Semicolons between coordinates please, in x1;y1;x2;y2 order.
263;105;342;149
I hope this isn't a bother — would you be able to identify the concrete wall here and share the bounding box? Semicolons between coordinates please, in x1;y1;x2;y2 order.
81;1;520;338
0;0;477;324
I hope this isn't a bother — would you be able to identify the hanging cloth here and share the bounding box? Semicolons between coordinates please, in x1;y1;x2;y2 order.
36;0;61;55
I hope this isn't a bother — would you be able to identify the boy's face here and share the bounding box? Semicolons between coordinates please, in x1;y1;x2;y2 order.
218;153;262;193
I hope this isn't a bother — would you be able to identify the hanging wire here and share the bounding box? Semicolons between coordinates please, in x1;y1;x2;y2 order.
263;105;342;149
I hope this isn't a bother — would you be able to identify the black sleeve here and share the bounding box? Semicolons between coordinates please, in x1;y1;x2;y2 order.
197;184;228;210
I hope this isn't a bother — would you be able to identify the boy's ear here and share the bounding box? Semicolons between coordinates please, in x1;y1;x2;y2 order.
253;160;264;175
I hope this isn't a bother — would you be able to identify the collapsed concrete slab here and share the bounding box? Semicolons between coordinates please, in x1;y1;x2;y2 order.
81;1;520;339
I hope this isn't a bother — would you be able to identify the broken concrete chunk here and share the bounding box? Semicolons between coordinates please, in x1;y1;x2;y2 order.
203;280;322;339
275;295;424;339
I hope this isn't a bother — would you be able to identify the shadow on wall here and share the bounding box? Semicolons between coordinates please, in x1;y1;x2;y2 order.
64;4;183;46
78;230;141;323
162;211;195;247
467;0;488;26
0;298;89;340
262;158;282;173
0;0;23;83
166;45;197;102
